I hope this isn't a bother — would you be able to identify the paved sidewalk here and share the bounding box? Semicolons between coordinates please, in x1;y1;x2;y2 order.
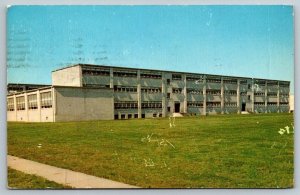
7;155;138;188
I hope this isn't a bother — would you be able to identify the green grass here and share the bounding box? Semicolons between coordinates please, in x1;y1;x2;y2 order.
7;168;70;189
7;113;294;188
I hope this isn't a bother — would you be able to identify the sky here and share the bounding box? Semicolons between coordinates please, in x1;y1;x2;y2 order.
7;5;294;93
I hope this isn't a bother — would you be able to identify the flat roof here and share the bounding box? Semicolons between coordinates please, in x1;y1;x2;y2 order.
52;63;290;83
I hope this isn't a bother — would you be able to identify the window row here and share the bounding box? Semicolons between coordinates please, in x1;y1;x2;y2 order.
207;102;221;107
206;89;221;95
114;101;138;109
223;79;237;84
225;90;237;95
7;92;52;111
83;84;110;88
187;89;202;94
280;102;289;105
172;88;182;94
206;78;221;83
114;86;137;92
186;75;203;81
141;87;161;93
267;92;278;97
254;102;265;106
187;101;203;107
225;102;237;107
113;70;137;77
82;69;110;76
254;92;265;96
172;74;182;80
141;72;162;79
280;94;289;98
142;101;162;109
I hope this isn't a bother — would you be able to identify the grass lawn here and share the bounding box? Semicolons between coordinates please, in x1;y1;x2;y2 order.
7;113;294;188
7;168;70;189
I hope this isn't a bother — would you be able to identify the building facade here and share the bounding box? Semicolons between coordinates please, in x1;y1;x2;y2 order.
7;64;290;122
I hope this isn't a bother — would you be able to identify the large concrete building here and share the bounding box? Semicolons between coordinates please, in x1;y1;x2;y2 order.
7;64;290;122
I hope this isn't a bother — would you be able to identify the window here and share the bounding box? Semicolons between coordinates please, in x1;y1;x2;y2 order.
167;106;171;112
206;77;221;83
141;87;161;93
134;114;138;118
141;101;162;109
206;89;221;95
254;92;265;96
281;93;289;98
113;70;137;77
267;81;278;87
153;113;157;117
121;114;126;119
240;80;248;85
40;92;52;108
83;84;110;88
159;113;162;117
142;114;145;118
186;75;203;82
114;115;119;120
167;93;170;99
267;92;277;97
248;95;251;101
225;90;237;95
279;82;289;87
28;94;38;109
225;102;237;107
255;102;265;106
187;89;202;94
280;102;289;105
114;86;137;92
187;101;203;108
172;74;182;80
267;102;277;106
223;79;237;84
172;88;182;94
114;101;138;109
128;114;132;119
240;92;247;96
248;84;251;89
207;102;221;108
7;98;14;111
167;79;170;85
82;68;110;76
141;72;162;79
16;96;25;110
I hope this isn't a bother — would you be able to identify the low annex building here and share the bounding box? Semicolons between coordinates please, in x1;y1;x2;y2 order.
7;64;290;122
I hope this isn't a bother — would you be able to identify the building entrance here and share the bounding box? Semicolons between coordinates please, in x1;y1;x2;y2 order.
242;103;246;111
174;102;180;113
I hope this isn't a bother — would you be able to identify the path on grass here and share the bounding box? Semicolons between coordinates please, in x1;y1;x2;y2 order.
7;155;138;188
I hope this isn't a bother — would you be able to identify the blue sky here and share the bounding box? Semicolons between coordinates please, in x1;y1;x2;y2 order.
7;5;294;93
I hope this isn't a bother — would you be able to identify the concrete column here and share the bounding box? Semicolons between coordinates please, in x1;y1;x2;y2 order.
265;81;268;113
13;95;17;121
52;87;56;122
183;74;187;114
37;90;41;122
78;65;83;87
162;72;167;117
109;67;114;88
277;81;280;113
251;79;255;112
221;77;224;114
24;92;28;121
203;75;207;116
137;70;142;118
237;79;241;114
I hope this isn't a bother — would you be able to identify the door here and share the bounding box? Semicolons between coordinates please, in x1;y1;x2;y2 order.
242;103;246;111
174;102;180;113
